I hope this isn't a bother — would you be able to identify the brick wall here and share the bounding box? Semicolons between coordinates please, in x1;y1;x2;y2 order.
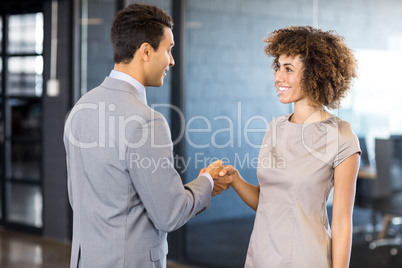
183;0;402;224
184;0;292;223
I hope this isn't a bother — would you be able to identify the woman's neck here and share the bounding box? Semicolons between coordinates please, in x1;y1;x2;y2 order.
290;101;328;124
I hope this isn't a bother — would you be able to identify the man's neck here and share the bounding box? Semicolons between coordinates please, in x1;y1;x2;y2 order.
113;63;145;87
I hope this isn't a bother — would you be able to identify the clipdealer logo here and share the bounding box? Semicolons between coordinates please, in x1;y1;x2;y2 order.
65;102;272;160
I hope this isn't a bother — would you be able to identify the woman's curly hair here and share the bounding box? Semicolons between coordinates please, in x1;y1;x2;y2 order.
264;26;357;109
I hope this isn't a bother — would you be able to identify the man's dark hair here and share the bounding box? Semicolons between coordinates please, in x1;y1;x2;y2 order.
111;3;173;64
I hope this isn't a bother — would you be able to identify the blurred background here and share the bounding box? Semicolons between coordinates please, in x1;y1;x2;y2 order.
0;0;402;267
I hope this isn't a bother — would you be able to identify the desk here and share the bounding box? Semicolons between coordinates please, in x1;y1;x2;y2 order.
370;192;402;216
356;165;389;200
358;166;377;180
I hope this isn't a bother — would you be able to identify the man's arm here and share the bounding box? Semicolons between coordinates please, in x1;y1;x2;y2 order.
125;111;221;232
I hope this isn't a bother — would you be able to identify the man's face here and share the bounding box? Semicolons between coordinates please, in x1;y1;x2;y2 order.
144;27;175;87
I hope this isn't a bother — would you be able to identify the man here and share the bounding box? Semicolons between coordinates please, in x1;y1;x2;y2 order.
64;3;230;267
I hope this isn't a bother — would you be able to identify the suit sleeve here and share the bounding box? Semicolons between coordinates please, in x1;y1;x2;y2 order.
125;110;212;232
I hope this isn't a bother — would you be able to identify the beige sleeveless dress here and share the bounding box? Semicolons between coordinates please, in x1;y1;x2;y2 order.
245;114;361;268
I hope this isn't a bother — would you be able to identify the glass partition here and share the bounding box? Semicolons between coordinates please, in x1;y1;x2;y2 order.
7;56;43;96
8;13;43;54
8;183;42;227
1;11;44;230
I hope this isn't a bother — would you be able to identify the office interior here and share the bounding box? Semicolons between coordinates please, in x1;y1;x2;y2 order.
0;0;402;267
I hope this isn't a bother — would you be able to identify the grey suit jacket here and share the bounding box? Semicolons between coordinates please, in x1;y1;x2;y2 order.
64;77;212;268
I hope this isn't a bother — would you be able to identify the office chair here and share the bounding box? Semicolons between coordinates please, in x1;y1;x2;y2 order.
368;137;402;255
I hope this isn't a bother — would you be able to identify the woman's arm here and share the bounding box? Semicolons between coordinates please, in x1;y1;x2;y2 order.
331;153;360;268
219;165;260;211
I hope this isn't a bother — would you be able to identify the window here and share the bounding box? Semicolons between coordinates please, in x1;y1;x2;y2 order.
0;11;44;230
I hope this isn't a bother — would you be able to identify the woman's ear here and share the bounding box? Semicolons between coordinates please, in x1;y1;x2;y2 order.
138;42;153;62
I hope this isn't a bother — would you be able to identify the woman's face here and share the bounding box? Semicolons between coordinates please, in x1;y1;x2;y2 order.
274;54;306;105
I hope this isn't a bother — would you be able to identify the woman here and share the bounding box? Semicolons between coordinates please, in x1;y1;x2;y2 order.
219;26;361;267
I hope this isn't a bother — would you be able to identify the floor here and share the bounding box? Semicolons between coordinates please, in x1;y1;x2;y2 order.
0;206;401;268
0;228;193;268
0;228;70;268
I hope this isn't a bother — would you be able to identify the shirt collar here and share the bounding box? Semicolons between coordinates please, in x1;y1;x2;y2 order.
109;70;147;104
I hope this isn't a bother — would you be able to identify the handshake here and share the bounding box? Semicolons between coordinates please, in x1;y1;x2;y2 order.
199;160;236;196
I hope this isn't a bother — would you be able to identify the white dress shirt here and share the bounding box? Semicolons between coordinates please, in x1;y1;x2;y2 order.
109;70;147;104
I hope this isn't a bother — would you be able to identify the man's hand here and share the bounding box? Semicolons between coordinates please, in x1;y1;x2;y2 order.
204;160;224;178
211;165;238;196
211;173;232;196
198;161;234;196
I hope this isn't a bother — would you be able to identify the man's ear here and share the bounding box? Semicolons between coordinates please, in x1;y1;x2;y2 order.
138;42;153;62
